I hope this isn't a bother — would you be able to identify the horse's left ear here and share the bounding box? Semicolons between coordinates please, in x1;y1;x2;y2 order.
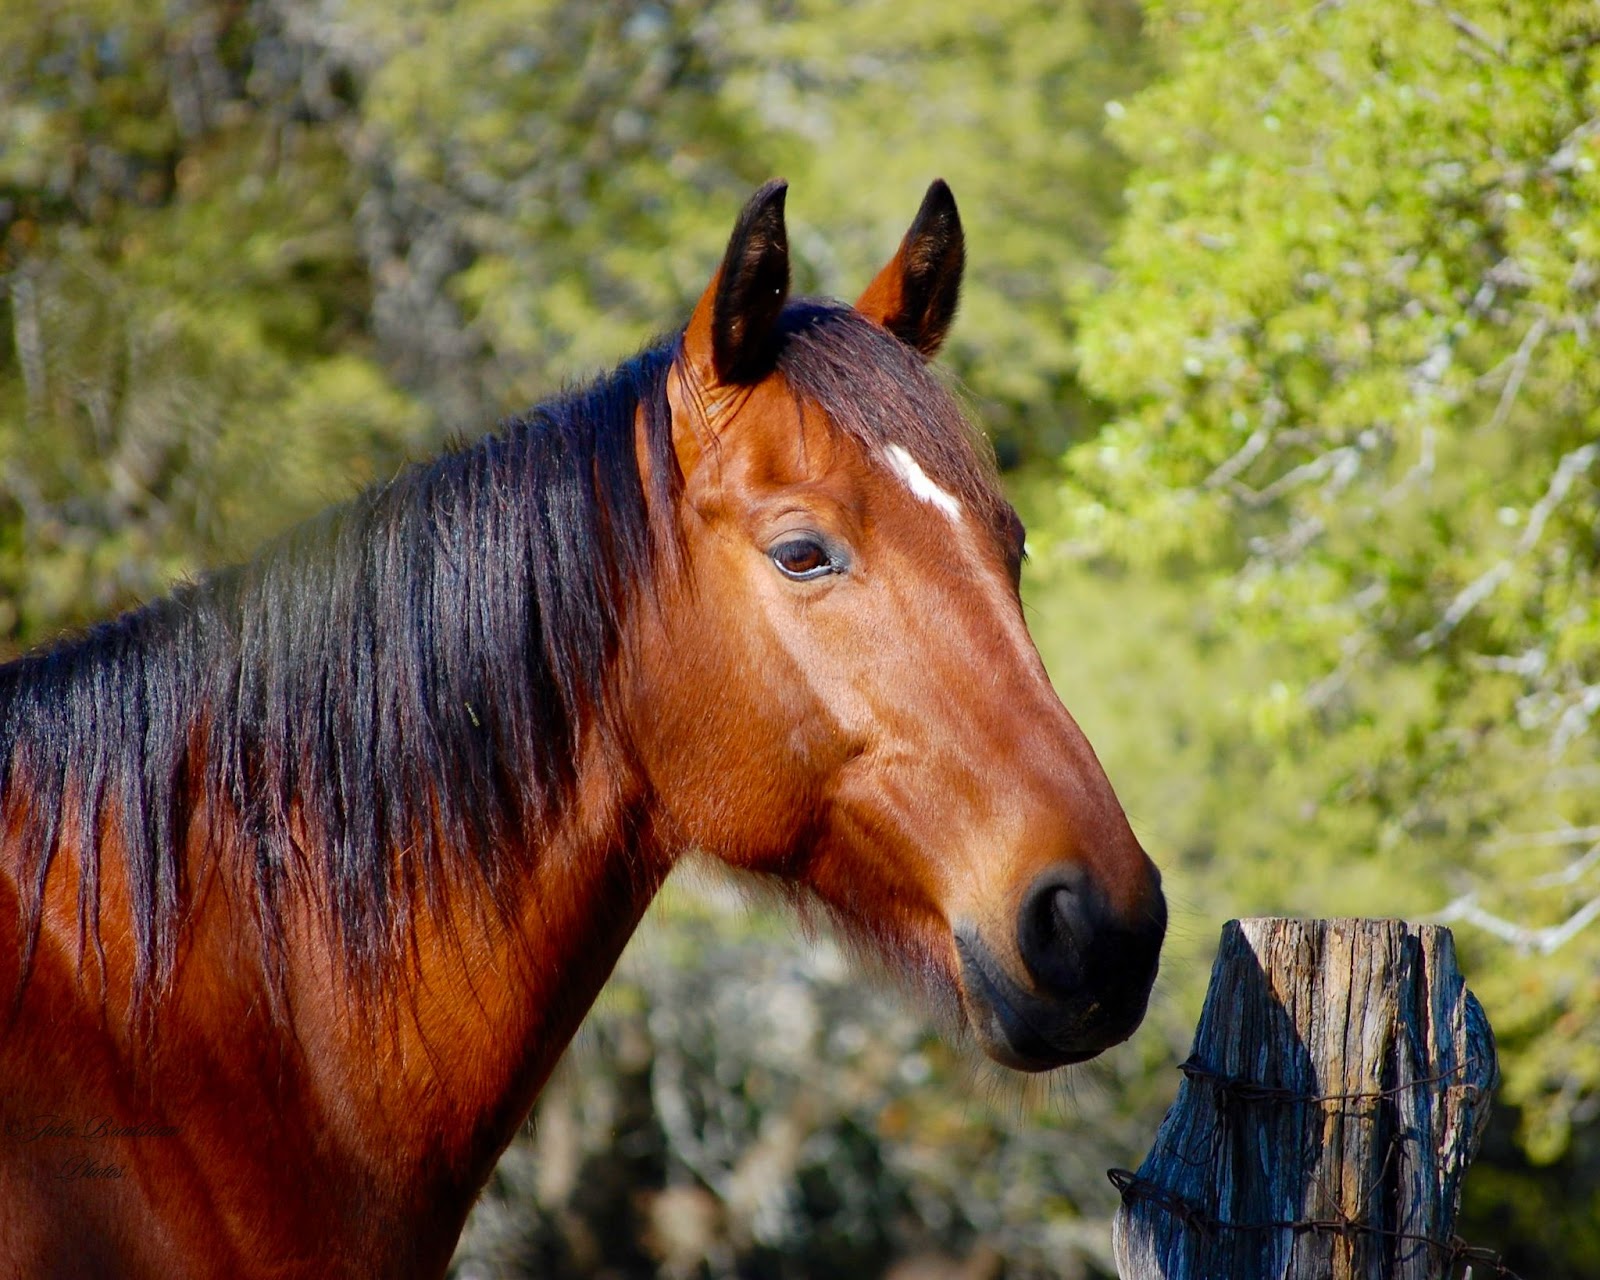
682;179;792;388
855;179;965;358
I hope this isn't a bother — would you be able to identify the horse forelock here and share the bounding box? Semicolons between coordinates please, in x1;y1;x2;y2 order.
771;302;1011;542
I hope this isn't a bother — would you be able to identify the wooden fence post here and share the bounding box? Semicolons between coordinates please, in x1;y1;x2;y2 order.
1111;918;1499;1280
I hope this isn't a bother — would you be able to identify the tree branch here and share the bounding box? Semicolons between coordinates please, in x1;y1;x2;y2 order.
1416;438;1596;650
1484;313;1548;437
1485;824;1600;852
1421;1;1509;61
1435;892;1600;955
1203;428;1269;490
1227;444;1361;509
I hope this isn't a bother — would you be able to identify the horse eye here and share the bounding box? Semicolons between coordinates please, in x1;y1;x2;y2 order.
771;537;835;581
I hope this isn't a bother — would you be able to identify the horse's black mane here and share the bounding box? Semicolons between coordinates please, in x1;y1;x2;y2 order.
0;302;1003;1009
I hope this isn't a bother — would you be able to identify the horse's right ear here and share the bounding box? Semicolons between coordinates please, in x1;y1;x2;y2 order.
682;180;792;389
855;179;964;358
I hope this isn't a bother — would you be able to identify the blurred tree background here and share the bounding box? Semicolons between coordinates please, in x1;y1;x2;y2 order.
2;0;1597;1275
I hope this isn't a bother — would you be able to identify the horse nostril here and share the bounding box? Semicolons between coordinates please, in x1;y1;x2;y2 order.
1050;888;1085;951
1016;859;1168;1016
1044;887;1087;970
1018;865;1095;998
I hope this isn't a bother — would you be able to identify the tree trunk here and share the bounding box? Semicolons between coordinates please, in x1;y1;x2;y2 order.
1112;918;1497;1280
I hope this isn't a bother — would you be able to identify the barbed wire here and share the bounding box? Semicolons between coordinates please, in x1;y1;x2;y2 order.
1107;1167;1521;1279
1106;1053;1521;1280
1176;1054;1488;1110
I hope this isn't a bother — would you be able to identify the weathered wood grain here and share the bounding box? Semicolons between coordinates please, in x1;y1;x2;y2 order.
1112;918;1497;1280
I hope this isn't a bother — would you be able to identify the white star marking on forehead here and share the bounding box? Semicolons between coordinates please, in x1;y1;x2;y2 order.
883;444;963;522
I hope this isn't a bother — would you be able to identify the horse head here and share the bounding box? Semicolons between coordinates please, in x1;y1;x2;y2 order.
627;181;1166;1070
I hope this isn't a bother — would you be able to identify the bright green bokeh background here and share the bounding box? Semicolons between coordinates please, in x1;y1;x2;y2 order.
3;1;1597;1274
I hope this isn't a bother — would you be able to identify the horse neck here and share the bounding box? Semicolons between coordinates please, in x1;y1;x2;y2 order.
0;720;668;1271
259;728;670;1207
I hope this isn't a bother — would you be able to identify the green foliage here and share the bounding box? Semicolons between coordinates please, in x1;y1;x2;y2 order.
1066;0;1600;1238
347;0;1149;460
1;0;1145;647
0;0;429;644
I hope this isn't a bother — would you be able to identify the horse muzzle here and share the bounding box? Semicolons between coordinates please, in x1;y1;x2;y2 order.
955;862;1167;1072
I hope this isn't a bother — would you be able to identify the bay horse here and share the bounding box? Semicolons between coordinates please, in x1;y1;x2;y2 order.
0;181;1165;1277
